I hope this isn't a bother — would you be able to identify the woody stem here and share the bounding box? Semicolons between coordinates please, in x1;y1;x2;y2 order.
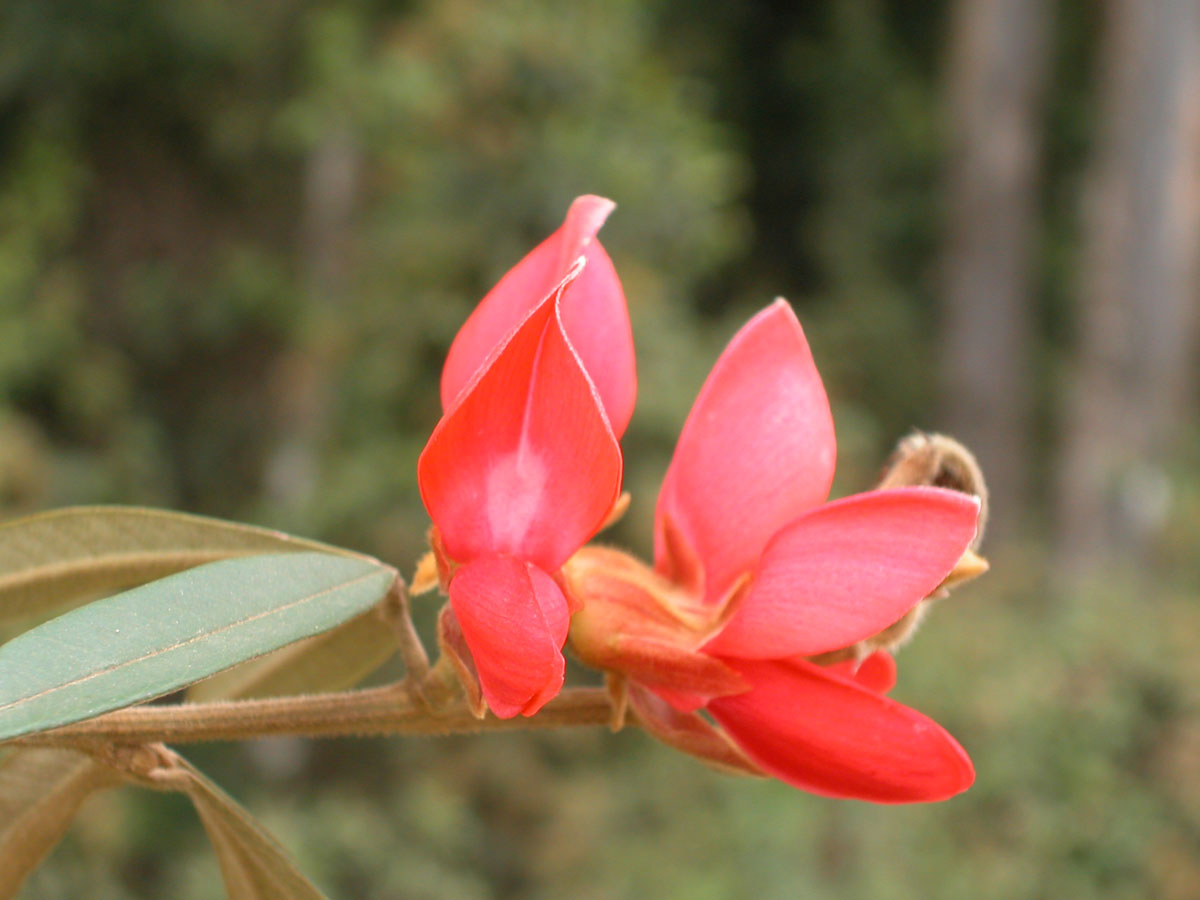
5;685;617;747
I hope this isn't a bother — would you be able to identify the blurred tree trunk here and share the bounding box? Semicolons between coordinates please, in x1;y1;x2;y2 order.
1056;0;1200;576
941;0;1053;540
265;126;361;514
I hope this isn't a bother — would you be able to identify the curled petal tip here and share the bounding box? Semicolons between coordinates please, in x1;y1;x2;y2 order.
440;196;635;437
440;194;622;410
565;195;617;240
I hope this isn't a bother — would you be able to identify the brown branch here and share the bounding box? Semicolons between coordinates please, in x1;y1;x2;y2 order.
377;576;430;681
5;685;618;747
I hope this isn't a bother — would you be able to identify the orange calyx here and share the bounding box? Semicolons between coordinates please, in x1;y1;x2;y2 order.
563;546;750;705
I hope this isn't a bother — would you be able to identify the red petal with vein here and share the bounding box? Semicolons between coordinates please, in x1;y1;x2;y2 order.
655;300;835;603
706;487;979;659
419;284;622;572
709;657;974;802
449;556;569;718
440;195;636;436
827;650;898;694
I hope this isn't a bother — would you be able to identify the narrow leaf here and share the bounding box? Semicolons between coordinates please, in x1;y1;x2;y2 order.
0;506;364;627
0;553;395;741
0;748;122;899
177;758;330;900
187;610;396;701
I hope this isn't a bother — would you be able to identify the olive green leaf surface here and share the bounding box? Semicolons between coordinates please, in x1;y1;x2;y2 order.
0;553;394;741
178;758;332;900
0;507;364;626
187;608;397;702
0;748;123;899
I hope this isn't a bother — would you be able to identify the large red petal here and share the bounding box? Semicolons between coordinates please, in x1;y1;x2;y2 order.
705;487;979;659
419;276;623;572
654;300;835;604
448;555;569;718
709;657;973;803
440;196;636;436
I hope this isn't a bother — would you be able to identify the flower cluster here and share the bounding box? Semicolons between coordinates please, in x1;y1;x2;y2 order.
418;196;984;802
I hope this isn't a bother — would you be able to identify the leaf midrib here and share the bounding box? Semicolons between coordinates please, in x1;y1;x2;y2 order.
0;569;385;716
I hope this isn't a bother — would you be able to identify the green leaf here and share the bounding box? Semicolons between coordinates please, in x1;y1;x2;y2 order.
0;553;395;741
187;609;396;701
0;748;122;899
178;758;331;900
0;506;364;627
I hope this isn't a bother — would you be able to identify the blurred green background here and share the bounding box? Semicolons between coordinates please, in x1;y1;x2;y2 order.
3;1;1198;898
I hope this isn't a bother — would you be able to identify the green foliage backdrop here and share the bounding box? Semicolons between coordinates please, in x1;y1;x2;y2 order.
1;1;1196;898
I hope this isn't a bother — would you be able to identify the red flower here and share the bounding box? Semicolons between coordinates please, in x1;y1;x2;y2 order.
419;197;635;718
440;196;636;437
566;300;980;802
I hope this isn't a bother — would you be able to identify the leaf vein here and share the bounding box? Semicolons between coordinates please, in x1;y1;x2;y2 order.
0;569;386;715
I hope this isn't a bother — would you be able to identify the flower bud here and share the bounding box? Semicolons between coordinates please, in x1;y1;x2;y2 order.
818;431;991;660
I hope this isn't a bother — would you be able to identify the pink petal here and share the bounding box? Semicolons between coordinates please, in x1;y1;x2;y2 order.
709;657;974;803
655;300;836;604
705;487;980;659
448;555;570;718
827;650;898;694
440;195;636;436
419;277;623;572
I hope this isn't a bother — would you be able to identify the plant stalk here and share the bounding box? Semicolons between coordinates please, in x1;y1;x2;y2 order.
6;685;618;747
